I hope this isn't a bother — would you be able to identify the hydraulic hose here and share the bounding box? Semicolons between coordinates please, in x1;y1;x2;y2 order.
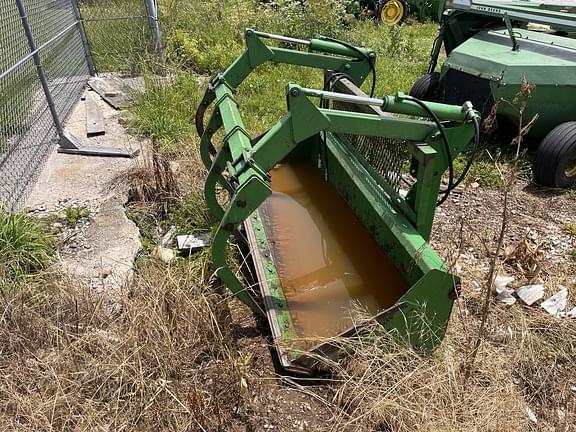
450;115;480;190
398;94;454;205
398;96;480;205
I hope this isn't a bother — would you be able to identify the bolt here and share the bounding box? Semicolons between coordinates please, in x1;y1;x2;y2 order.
290;88;300;97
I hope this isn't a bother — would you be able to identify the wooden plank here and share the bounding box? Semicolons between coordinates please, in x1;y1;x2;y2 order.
85;92;105;137
87;77;130;110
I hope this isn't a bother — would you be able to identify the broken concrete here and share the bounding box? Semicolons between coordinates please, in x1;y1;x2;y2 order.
26;80;148;292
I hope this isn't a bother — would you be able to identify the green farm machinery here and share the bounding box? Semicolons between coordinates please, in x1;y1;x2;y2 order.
411;0;576;187
354;0;445;25
195;29;479;373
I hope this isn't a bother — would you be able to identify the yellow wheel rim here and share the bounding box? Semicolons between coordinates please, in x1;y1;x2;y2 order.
381;0;404;26
565;159;576;178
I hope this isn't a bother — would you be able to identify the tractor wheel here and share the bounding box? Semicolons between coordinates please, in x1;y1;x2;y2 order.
409;72;440;102
375;0;408;26
533;122;576;188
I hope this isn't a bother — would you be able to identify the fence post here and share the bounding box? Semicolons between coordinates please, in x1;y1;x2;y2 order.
69;0;96;76
144;0;163;57
15;0;65;137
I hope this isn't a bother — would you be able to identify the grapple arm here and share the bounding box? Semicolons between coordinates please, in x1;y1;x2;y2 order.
195;28;375;137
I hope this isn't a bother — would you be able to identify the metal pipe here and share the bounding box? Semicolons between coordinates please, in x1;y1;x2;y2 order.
69;0;95;75
250;29;311;46
145;0;163;54
82;15;147;22
15;0;64;134
0;21;78;82
299;87;384;106
298;87;468;122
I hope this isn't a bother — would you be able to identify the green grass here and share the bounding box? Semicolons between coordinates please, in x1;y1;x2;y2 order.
130;73;201;149
64;206;91;226
78;0;152;72
167;189;213;235
0;209;55;280
130;0;437;155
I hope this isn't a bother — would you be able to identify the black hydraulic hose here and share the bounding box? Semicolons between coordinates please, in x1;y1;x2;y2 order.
319;36;377;98
450;115;481;190
195;101;207;137
398;94;454;206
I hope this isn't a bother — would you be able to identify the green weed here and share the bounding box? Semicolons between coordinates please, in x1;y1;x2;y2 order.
453;154;504;189
562;223;576;237
168;188;213;235
64;206;91;226
0;209;55;279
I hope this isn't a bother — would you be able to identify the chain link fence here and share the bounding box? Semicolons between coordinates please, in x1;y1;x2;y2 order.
0;0;161;210
79;0;160;73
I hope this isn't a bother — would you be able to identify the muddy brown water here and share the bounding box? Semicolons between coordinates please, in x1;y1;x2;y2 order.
266;160;409;342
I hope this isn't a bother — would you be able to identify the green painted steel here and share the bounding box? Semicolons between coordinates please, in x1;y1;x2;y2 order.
443;28;576;137
195;29;477;369
412;0;445;21
429;1;576;138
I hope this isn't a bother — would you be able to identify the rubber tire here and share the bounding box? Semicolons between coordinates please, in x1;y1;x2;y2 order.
533;122;576;188
409;72;440;102
375;0;409;26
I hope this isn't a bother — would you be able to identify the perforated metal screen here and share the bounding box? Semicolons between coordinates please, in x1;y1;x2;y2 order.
330;78;413;193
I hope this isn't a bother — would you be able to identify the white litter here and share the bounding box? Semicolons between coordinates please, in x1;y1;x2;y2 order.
515;284;544;306
153;246;175;263
494;275;516;305
526;407;538;424
558;307;576;318
540;286;568;316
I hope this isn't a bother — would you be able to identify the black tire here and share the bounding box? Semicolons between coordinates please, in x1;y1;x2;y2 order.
409;72;440;102
533;122;576;188
375;0;409;26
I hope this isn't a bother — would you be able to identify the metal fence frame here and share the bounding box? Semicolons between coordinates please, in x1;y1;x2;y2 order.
0;0;162;210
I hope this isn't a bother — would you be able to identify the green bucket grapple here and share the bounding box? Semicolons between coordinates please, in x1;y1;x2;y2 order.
195;29;478;373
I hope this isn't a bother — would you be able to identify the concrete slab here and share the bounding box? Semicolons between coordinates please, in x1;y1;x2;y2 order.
26;83;149;292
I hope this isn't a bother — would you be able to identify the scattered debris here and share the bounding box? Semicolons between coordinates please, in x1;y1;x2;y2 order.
160;225;177;248
515;284;544;306
540;286;568;316
494;275;516;305
153;245;175;263
525;407;538;424
558;307;576;318
177;233;211;255
85;91;105;137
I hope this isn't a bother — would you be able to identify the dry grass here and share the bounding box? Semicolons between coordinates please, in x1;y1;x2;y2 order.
0;261;253;431
309;270;576;431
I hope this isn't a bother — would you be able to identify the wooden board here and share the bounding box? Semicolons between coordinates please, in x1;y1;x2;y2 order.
85;92;105;137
